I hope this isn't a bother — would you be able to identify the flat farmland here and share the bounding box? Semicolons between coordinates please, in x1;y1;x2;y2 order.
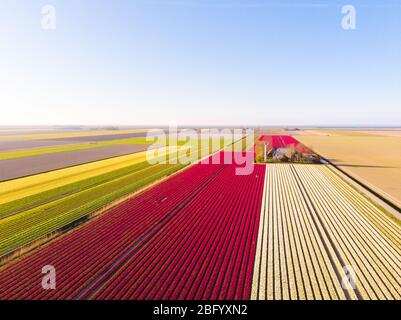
0;128;83;137
252;164;401;300
52;132;149;142
0;153;265;300
0;144;149;181
0;139;77;152
0;147;184;258
0;142;231;260
0;129;60;136
0;129;152;155
0;149;161;204
0;129;400;301
296;130;401;208
0;129;148;141
0;137;151;160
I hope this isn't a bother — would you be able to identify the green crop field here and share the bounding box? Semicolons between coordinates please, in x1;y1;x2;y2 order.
0;162;184;257
0;138;240;259
0;161;152;219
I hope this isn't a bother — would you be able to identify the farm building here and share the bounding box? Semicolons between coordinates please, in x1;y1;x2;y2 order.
259;135;318;162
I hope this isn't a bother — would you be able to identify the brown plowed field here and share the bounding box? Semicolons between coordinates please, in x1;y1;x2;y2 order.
0;140;76;152
53;132;148;142
0;144;148;181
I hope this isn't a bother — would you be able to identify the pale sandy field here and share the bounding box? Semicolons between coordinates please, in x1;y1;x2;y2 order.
295;129;401;208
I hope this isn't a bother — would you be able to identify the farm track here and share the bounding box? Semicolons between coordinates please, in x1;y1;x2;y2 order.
252;164;401;300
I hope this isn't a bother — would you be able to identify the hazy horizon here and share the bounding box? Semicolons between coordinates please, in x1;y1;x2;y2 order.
1;124;401;129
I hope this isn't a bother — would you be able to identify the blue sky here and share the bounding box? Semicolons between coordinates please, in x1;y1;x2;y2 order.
0;0;400;126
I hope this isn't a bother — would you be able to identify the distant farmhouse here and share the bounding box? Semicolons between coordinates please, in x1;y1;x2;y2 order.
258;135;320;163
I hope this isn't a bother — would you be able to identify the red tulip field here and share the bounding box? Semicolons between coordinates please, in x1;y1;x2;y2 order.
0;152;265;300
258;135;313;155
1;148;401;300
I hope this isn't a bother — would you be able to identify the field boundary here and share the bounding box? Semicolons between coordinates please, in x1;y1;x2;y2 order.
0;165;194;268
0;163;192;268
320;158;401;222
0;144;150;183
0;142;240;267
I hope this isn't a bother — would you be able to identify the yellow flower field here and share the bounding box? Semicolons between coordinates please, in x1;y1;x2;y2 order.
0;146;176;205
